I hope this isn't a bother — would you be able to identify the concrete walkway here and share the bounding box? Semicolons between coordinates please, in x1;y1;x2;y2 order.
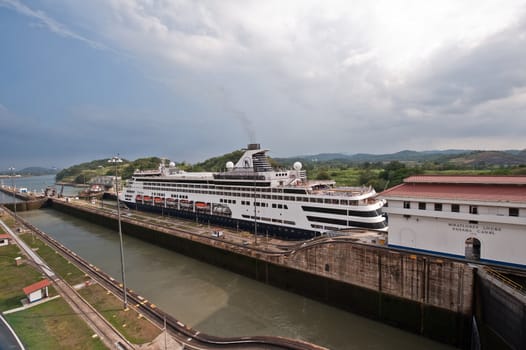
3;295;61;315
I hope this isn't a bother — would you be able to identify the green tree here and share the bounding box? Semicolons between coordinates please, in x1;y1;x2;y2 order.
316;170;331;180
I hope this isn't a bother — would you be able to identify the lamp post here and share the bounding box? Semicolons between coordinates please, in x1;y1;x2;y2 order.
253;177;258;245
109;155;127;310
8;167;16;223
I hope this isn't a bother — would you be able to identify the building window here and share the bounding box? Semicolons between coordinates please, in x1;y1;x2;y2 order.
452;204;459;213
434;203;442;211
509;208;519;217
418;202;426;210
470;206;478;215
403;201;411;209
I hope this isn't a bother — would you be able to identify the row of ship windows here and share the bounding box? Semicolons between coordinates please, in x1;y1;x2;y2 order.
140;186;360;205
311;224;338;231
241;214;295;225
307;216;387;229
220;199;236;204
143;183;281;191
240;200;289;209
169;194;189;199
402;201;520;217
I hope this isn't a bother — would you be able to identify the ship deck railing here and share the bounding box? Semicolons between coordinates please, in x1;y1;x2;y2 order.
309;189;374;197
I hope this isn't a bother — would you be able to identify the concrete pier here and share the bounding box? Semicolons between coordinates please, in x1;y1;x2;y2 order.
0;186;49;212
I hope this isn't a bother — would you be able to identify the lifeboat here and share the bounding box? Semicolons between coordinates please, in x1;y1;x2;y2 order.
136;195;143;201
180;200;192;208
154;197;163;204
196;202;210;211
143;196;153;203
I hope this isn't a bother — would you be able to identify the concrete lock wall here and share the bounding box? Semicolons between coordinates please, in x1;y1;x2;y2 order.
475;269;526;350
50;200;473;348
3;199;50;212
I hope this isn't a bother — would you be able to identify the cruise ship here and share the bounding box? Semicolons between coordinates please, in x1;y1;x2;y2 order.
120;144;387;239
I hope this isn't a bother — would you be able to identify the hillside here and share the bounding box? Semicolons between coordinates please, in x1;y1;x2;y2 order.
277;149;526;167
188;150;245;172
54;148;526;188
55;157;165;184
448;151;526;166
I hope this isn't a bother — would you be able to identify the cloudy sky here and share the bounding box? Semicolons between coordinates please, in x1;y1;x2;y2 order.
1;0;525;169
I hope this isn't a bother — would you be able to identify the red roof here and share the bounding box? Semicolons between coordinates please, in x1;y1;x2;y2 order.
381;176;526;203
0;234;10;239
23;279;52;295
404;175;526;185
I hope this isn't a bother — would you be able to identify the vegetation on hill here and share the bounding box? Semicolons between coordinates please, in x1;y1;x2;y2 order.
55;148;526;191
186;150;245;172
55;157;166;184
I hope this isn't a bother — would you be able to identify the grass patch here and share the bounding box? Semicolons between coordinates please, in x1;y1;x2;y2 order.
79;284;161;344
0;215;16;229
4;297;107;350
0;244;45;312
17;233;159;345
19;233;87;285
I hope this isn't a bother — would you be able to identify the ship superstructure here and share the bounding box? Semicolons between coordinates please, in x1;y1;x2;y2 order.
120;144;387;239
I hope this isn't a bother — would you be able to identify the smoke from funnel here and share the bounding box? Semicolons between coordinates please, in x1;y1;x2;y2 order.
215;87;256;144
231;109;256;143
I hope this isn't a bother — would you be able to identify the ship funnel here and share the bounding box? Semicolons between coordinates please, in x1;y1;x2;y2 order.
247;143;260;150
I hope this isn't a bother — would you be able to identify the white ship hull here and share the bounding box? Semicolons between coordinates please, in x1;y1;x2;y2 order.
120;144;387;239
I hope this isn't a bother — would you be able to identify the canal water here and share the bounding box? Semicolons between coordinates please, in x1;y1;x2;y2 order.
5;177;453;349
0;174;79;198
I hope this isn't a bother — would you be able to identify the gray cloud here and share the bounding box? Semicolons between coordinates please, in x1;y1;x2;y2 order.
394;16;526;115
2;1;526;167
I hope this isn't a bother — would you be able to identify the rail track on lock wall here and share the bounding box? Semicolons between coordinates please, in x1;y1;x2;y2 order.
14;214;327;350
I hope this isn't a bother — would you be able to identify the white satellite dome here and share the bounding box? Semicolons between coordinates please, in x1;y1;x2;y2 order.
293;161;302;170
226;161;234;170
169;161;176;167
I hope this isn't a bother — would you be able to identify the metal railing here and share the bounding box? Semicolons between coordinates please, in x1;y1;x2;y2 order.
484;266;525;294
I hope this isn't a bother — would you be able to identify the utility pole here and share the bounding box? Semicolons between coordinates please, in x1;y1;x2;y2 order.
253;177;257;245
109;155;127;310
8;167;16;224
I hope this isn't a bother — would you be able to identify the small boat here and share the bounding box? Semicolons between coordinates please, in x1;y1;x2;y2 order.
196;202;209;209
180;200;192;209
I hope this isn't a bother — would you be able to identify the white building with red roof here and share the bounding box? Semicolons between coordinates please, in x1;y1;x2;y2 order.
379;175;526;268
23;279;52;303
0;233;11;247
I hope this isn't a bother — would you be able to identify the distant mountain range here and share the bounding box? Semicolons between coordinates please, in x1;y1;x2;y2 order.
276;149;526;166
6;149;526;178
0;167;59;176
